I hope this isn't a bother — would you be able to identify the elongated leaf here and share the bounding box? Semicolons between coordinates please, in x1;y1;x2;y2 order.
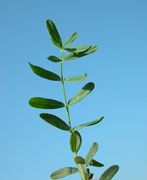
68;82;95;106
63;53;78;61
63;32;78;47
90;159;104;167
99;165;119;180
70;131;82;153
65;45;89;52
29;97;65;109
29;63;60;81
85;142;98;165
73;116;104;131
51;167;78;179
46;19;62;48
74;156;88;180
40;113;69;131
63;45;98;61
48;56;62;63
64;73;87;82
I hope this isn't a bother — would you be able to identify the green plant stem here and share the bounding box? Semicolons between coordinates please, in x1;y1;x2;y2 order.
60;50;87;180
60;49;72;131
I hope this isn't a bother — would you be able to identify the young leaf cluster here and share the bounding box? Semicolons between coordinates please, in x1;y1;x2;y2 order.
28;19;119;180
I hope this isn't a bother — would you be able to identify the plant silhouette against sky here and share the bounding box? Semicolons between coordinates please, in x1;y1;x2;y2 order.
28;19;119;180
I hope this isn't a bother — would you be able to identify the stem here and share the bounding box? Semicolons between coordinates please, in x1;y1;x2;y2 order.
60;49;72;131
60;50;88;180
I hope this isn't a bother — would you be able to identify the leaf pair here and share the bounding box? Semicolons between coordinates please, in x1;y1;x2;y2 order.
29;63;87;83
29;97;103;132
50;158;119;179
85;143;119;179
29;82;95;110
74;155;104;180
46;19;78;49
63;45;98;61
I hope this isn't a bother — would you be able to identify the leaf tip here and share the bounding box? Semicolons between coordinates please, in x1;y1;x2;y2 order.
28;98;33;107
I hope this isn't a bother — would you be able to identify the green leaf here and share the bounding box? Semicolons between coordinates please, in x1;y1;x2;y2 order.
74;156;85;164
29;97;65;109
99;165;119;180
63;45;98;61
64;73;87;82
29;63;60;81
46;19;62;48
90;159;104;168
50;167;78;179
65;45;89;52
68;82;95;106
85;142;98;166
73;116;104;131
88;173;93;179
63;32;78;47
70;131;82;153
74;156;88;180
40;113;69;131
87;169;94;179
47;56;62;63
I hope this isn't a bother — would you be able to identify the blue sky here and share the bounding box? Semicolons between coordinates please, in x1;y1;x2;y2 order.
0;0;147;179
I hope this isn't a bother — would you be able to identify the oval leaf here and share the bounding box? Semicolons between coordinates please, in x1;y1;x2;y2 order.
63;32;78;47
40;113;69;131
47;56;62;63
99;165;119;180
70;131;82;153
90;159;104;168
74;156;85;164
46;19;62;48
68;82;95;106
73;116;104;131
64;73;87;82
51;167;78;179
85;142;98;165
63;45;98;61
29;63;60;81
29;97;65;109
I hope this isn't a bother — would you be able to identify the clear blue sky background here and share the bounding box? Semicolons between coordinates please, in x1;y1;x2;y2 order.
0;0;147;180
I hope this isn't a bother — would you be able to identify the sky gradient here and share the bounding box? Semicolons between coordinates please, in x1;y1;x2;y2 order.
0;0;147;180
